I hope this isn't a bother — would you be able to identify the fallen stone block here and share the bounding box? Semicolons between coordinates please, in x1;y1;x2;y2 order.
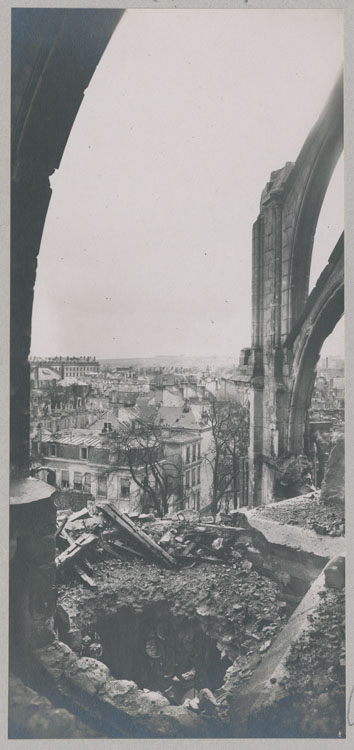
324;555;345;589
64;656;111;696
199;687;219;715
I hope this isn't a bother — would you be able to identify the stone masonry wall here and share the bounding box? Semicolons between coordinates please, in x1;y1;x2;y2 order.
10;494;57;673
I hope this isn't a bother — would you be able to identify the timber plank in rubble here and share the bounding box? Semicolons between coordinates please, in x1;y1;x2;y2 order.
73;564;97;589
55;533;98;570
97;503;175;567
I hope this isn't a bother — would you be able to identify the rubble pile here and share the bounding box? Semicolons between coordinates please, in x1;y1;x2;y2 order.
279;587;345;738
255;493;345;537
54;504;271;581
54;505;293;718
53;502;345;732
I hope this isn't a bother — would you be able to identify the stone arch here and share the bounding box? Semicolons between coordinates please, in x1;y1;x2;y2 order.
287;72;343;327
248;73;343;505
287;276;344;456
11;9;123;476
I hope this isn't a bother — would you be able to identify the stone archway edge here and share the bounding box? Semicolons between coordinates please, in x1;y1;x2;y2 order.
228;554;345;736
238;505;345;560
10;477;56;505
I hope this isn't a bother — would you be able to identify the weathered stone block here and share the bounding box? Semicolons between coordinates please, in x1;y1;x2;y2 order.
161;705;209;737
34;640;77;681
118;687;170;716
64;656;111;696
324;555;345;590
98;678;137;705
199;687;219;715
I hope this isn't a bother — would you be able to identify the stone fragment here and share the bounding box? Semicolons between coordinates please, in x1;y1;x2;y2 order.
98;679;137;705
184;697;200;712
159;531;173;546
317;692;330;707
34;640;76;681
259;639;272;653
120;689;170;715
198;687;219;715
64;656;111;696
324;556;345;590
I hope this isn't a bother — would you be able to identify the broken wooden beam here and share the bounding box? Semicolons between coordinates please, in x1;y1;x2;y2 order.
80;557;95;575
55;515;69;538
67;508;91;523
97;503;175;567
99;539;126;561
73;564;97;589
55;533;98;570
111;539;145;559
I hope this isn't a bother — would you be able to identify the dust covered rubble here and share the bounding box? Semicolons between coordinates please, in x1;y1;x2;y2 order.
55;507;292;720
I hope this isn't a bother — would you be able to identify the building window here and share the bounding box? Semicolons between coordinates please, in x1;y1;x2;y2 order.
196;491;200;510
121;479;130;497
197;443;201;459
84;473;91;491
103;422;112;433
186;446;190;464
74;472;82;490
61;470;69;489
192;444;196;462
49;443;56;457
192;469;196;486
97;475;107;497
80;446;88;460
197;466;201;484
185;470;190;489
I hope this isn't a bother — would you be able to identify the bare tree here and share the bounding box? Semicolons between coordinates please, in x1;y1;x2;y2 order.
204;400;249;519
101;412;184;517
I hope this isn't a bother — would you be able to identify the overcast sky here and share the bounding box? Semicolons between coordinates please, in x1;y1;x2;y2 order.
31;9;344;360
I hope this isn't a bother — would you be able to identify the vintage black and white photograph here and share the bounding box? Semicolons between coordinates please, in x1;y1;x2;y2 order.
9;5;345;740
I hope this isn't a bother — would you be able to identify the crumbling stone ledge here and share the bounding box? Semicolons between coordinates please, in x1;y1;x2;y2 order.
227;555;345;737
31;640;218;738
232;506;345;598
237;506;345;559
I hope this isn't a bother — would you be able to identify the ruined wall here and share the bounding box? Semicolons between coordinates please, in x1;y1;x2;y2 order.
10;480;58;675
248;73;343;505
11;8;123;477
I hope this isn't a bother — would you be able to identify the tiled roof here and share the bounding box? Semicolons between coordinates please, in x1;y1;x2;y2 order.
157;406;201;429
57;377;89;386
37;368;61;380
40;429;103;447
